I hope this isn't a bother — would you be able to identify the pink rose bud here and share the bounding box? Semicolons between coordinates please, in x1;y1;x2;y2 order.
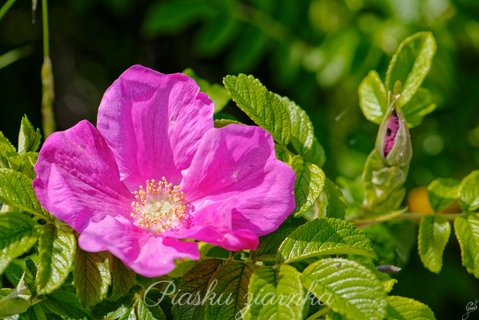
375;96;412;167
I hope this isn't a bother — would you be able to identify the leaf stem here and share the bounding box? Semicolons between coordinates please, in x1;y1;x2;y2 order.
305;307;330;320
0;0;16;21
354;212;466;227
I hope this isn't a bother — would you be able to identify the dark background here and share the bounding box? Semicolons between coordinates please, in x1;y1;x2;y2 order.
1;0;478;318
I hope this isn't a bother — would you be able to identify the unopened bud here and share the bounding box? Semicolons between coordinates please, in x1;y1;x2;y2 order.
375;94;412;167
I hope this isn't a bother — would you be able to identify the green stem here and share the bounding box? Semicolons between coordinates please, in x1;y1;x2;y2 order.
40;0;55;136
0;45;34;69
396;212;465;220
42;0;49;57
0;0;17;21
305;307;329;320
354;212;466;227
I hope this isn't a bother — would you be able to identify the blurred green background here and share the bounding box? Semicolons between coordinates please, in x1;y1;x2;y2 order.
0;0;478;318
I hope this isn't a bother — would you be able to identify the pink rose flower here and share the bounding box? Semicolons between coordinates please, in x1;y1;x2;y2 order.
33;65;295;277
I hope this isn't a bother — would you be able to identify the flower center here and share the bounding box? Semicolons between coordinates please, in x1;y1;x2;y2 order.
130;177;189;234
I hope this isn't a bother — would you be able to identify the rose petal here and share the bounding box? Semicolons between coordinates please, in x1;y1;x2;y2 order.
33;120;132;232
178;124;295;249
97;65;214;190
165;201;259;251
79;215;200;277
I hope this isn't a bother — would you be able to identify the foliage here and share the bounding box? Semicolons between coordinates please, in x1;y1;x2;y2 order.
1;1;479;318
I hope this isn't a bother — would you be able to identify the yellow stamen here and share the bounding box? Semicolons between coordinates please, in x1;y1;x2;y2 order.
130;177;189;233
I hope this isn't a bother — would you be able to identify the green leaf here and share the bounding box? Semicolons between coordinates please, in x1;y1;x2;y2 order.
73;250;112;309
5;152;38;179
91;295;133;320
0;212;38;274
36;224;76;295
44;286;87;319
0;168;44;216
291;156;326;216
0;278;31;318
19;303;48;320
385;32;436;106
418;215;450;273
364;221;416;266
454;214;479;278
242;265;304;320
280;96;325;166
315;179;346;220
277;218;376;263
427;178;460;212
24;258;37;295
18;116;41;154
136;298;166;320
402;88;436;128
386;296;436;319
459;170;479;212
253;218;300;261
358;70;388;124
142;0;216;36
183;68;230;113
110;255;136;301
171;259;224;319
0;131;16;155
301;258;387;320
213;119;243;128
205;261;257;320
223;74;326;166
223;74;292;145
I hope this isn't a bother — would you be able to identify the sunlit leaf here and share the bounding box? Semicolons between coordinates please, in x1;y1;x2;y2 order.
459;170;479;212
386;296;436;319
0;212;37;274
171;259;224;319
385;32;436;106
0;131;15;156
136;297;167;320
358;70;388;124
291;156;326;216
301;258;387;320
224;74;325;166
428;178;460;212
242;265;304;320
223;74;292;145
0;277;31;318
280;96;325;166
36;224;76;295
109;255;136;301
73;250;111;309
18;115;41;154
204;261;256;320
454;214;479;278
278;218;376;263
402;88;436;128
314;179;346;220
418;215;450;273
0;168;43;216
